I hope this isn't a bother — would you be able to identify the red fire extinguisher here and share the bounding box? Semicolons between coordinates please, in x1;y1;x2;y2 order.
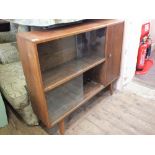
136;22;152;71
136;42;147;71
136;22;154;74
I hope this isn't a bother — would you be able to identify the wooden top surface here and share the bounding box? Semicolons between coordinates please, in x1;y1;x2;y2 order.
17;19;123;44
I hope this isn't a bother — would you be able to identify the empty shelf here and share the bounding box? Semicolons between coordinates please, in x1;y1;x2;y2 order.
46;81;105;125
43;55;105;92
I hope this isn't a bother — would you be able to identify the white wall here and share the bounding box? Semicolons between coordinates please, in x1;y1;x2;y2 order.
150;20;155;50
116;20;147;90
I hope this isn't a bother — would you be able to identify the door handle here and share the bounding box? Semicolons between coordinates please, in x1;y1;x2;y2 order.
108;53;112;58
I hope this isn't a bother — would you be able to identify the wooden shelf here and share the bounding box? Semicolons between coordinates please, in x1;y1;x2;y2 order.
43;54;105;92
17;20;124;133
17;19;123;43
46;81;105;125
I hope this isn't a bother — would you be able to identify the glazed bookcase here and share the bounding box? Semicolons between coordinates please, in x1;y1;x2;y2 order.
17;19;124;134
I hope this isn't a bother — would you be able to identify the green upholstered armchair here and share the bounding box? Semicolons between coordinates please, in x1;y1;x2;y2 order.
0;42;38;126
0;92;8;128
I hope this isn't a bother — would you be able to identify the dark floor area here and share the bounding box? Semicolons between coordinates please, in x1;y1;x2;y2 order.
0;106;47;135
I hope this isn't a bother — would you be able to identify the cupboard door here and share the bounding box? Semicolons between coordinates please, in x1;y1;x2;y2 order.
104;22;124;85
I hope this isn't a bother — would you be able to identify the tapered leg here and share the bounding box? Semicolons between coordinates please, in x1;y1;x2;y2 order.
109;83;113;95
58;119;65;135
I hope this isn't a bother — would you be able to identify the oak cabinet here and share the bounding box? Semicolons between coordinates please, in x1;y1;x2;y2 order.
17;20;124;134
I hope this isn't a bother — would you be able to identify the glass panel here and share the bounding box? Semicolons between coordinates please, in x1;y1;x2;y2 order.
76;28;106;58
46;72;104;123
46;75;83;122
37;28;106;122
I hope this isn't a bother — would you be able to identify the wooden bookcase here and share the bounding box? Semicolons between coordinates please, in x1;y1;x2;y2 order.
17;19;124;134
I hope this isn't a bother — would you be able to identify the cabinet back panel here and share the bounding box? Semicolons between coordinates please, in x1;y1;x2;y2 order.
37;36;76;72
37;28;106;75
76;28;106;58
46;75;83;122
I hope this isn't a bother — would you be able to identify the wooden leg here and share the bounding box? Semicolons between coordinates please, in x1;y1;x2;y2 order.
58;119;65;135
109;83;113;95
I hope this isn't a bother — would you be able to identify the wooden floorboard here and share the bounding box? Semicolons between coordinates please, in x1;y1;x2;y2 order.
113;94;155;126
86;112;128;135
65;90;155;135
0;106;47;135
66;118;104;135
101;101;155;134
88;107;140;134
1;84;155;135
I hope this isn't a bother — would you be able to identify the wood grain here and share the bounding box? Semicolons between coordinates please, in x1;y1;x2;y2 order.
17;20;123;43
47;81;105;126
38;36;76;72
16;37;51;127
43;55;105;92
99;22;124;86
17;20;124;130
58;119;65;135
65;91;155;135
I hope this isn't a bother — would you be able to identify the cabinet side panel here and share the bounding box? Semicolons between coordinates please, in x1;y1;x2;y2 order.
17;36;51;127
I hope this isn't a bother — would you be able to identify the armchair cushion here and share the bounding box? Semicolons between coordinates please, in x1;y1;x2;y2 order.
0;62;38;125
0;42;19;64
